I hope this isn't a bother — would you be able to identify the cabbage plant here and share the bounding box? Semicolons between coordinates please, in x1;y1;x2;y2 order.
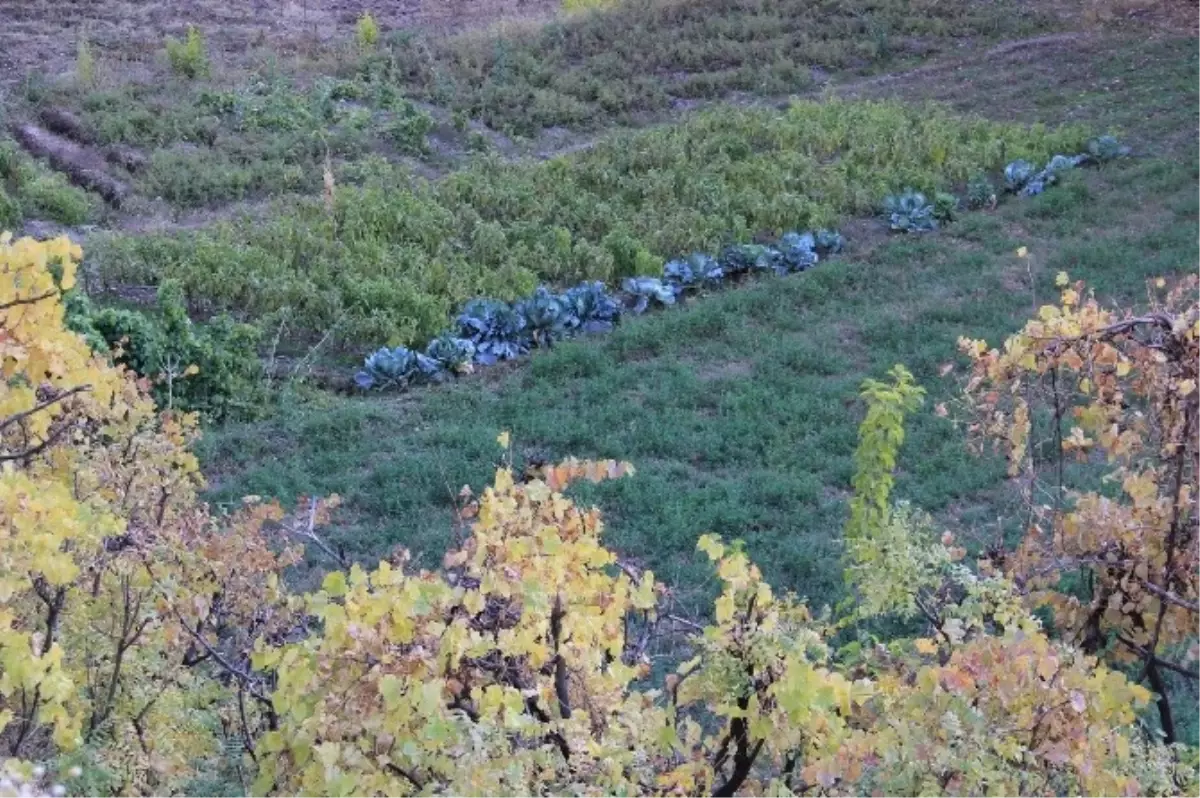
1087;135;1131;162
719;243;779;276
814;229;845;255
560;281;622;334
622;277;680;314
355;346;441;390
1004;160;1037;192
664;253;724;287
776;231;819;271
425;335;476;372
518;288;570;347
456;299;531;365
884;189;937;232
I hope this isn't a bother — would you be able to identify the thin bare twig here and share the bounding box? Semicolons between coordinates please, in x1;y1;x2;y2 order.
1116;635;1199;680
666;614;706;634
549;595;572;720
384;762;425;791
0;421;77;462
171;606;275;710
0;385;90;434
287;497;348;568
0;289;58;312
1138;579;1200;614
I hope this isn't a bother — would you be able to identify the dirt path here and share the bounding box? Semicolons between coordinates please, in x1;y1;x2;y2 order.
520;24;1195;165
824;33;1093;96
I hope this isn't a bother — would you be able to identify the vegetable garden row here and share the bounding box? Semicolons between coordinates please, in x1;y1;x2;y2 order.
354;135;1131;392
88;99;1093;349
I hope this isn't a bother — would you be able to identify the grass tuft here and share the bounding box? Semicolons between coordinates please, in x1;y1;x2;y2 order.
166;25;210;79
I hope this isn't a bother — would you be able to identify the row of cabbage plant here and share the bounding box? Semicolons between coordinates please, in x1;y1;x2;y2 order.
353;228;844;390
355;135;1131;390
882;135;1131;233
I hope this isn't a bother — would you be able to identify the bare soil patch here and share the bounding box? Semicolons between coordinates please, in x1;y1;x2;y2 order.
0;0;560;89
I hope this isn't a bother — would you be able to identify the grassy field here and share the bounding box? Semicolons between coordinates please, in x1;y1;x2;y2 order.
200;144;1198;610
198;27;1198;607
835;29;1198;154
386;0;1059;135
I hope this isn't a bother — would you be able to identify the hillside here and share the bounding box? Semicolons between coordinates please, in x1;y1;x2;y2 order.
0;0;1197;795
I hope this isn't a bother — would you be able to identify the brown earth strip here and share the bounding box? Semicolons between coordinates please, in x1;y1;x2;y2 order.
11;123;129;206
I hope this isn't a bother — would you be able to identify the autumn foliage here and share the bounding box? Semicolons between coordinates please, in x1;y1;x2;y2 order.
1;234;1196;796
961;269;1198;744
0;234;298;792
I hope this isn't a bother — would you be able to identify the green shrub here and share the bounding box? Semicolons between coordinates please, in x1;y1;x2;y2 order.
466;130;490;152
966;172;997;209
165;25;209;79
90;305;163;376
23;174;94;225
380;102;434;154
932;191;960;223
76;37;96;86
91;99;1089;347
143;148;309;207
0;186;21;231
356;12;380;49
157;281;266;420
0;141;19;182
64;284;265;422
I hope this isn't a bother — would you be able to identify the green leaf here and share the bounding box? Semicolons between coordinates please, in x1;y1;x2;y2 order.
322;570;348;597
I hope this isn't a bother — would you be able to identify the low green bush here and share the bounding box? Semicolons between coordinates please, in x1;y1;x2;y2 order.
23;176;95;225
91;99;1090;347
66;283;266;421
0;140;98;226
0;186;21;230
966;172;997;209
166;25;210;79
380;102;435;154
143;147;310;207
356;12;380;50
0;142;19;180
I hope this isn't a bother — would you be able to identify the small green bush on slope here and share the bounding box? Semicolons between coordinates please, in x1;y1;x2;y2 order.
0;140;99;226
91;99;1089;347
65;284;265;422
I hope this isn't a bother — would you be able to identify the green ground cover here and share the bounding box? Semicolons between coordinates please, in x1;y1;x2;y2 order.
88;99;1088;347
200;148;1198;613
389;0;1058;135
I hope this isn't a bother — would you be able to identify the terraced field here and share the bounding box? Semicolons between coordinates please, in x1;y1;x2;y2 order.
1;0;1197;776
